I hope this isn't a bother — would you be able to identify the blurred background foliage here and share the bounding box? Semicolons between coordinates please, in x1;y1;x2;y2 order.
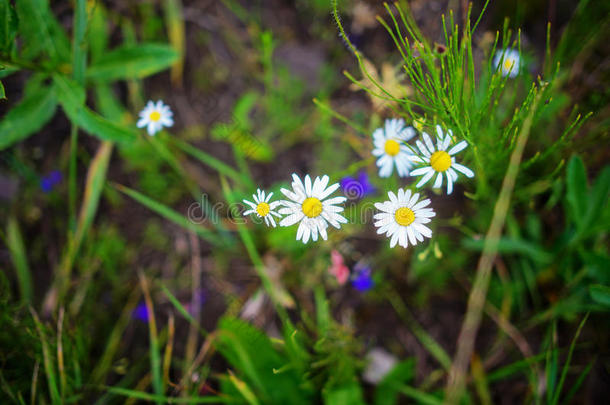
0;0;608;404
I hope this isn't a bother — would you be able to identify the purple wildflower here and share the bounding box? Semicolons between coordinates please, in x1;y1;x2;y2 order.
132;302;150;322
340;170;376;200
351;263;374;292
40;170;63;193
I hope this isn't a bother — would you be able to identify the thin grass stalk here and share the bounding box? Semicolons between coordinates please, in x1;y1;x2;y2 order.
445;84;546;403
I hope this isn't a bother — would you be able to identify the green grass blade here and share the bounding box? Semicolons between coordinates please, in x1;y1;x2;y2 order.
104;386;232;403
228;372;261;405
219;176;290;324
30;309;62;405
138;273;163;404
386;287;452;370
163;0;185;85
6;216;33;304
157;282;208;337
560;360;594;405
398;385;443;405
550;313;589;405
113;183;226;247
172;137;253;187
45;141;113;312
90;288;141;385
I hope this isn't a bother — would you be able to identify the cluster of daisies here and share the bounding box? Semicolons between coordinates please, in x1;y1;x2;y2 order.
241;118;475;249
136;48;521;248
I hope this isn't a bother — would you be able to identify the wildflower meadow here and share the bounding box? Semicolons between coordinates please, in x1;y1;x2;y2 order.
0;0;608;404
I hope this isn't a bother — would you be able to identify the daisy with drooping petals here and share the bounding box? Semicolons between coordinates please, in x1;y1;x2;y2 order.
278;174;347;244
372;118;416;178
493;48;520;78
243;189;282;227
409;125;474;195
137;100;174;136
374;189;435;248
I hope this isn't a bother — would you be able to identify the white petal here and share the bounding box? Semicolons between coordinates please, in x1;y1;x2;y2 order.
423;133;435;154
280;212;304;227
453;163;475;178
389;230;399;248
412;199;431;211
446;174;454;194
416;170;435;188
411;167;431;176
448;141;468;155
378;158;393;178
407;226;417;246
433;172;443;188
319;182;340;200
304;175;312;196
137;117;148;128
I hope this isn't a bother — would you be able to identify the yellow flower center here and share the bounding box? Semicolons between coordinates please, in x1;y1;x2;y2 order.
256;202;270;217
302;197;323;218
384;139;400;156
149;111;161;122
430;151;451;172
503;59;514;71
394;207;415;226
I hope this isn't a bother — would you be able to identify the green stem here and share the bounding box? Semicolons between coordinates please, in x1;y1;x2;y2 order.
444;85;546;404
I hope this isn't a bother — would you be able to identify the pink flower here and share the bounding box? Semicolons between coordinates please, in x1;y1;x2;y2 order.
329;250;349;285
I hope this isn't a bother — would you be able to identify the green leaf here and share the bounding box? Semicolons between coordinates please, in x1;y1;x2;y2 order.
323;383;366;405
15;0;71;62
566;155;588;222
581;166;610;233
86;43;178;81
215;317;310;404
0;1;18;52
374;359;416;405
463;237;553;264
89;3;109;63
52;75;137;143
0;80;5;100
6;216;33;304
589;284;610;307
0;85;57;150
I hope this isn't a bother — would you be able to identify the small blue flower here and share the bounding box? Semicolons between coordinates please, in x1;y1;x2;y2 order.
132;302;150;322
351;263;374;292
40;170;63;193
340;170;376;200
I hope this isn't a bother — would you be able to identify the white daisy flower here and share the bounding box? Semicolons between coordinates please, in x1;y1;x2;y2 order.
374;189;435;248
137;100;174;136
409;125;474;195
278;174;347;244
372;118;416;178
493;48;520;78
243;189;282;227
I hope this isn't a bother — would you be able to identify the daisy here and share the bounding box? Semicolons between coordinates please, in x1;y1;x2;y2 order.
243;189;282;227
372;118;416;178
493;48;520;78
409;125;474;195
278;174;347;244
374;189;435;248
137;100;174;136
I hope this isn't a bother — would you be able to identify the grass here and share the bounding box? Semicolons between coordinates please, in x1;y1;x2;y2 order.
0;0;608;403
